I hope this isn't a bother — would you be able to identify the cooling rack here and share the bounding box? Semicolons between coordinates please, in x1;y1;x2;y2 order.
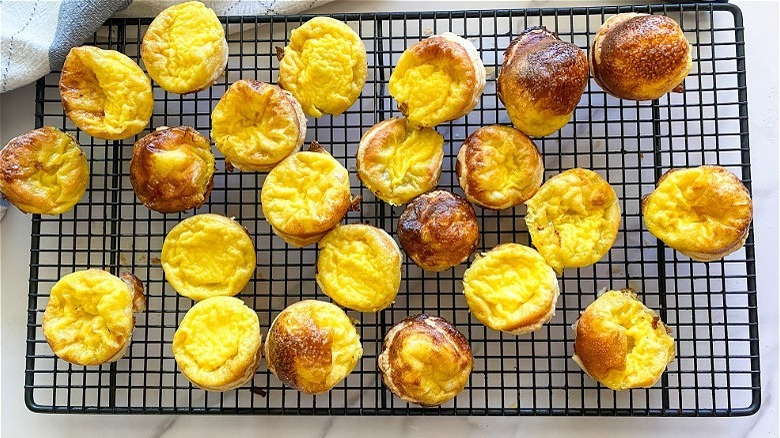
25;3;759;416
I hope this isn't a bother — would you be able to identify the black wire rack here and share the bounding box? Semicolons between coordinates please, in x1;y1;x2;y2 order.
24;3;759;416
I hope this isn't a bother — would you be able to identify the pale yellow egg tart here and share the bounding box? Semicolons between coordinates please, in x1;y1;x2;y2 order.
265;300;363;395
161;214;256;300
0;127;89;215
211;80;306;171
173;296;262;391
43;269;145;366
573;289;675;391
278;16;367;117
60;46;153;140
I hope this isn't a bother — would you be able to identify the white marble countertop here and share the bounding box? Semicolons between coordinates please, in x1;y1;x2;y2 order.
1;1;777;436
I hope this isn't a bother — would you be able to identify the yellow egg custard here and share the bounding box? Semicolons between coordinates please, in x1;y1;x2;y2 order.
141;1;228;94
261;145;353;247
130;126;215;213
525;168;621;274
161;214;256;300
573;289;675;390
43;269;145;366
316;224;402;312
356;118;444;206
462;243;559;334
211;80;306;171
0;127;89;215
265;300;363;394
456;125;544;210
389;32;486;127
378;314;473;406
642;165;752;261
60;46;153;140
173;296;261;391
278;16;367;117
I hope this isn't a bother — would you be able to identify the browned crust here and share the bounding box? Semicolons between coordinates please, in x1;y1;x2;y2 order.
397;190;479;271
573;299;628;381
120;272;146;313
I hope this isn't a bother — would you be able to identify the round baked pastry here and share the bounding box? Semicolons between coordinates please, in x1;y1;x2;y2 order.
573;289;675;390
265;300;363;394
456;124;544;210
397;190;479;271
211;80;306;171
261;145;353;247
43;269;145;366
462;243;559;334
0;127;89;215
525;168;621;274
130;126;215;213
161;214;256;300
389;32;486;127
590;13;692;101
378;314;473;407
642;165;752;261
356;118;444;205
141;1;228;94
497;26;589;137
316;224;402;312
278;16;367;117
60;46;153;140
173;296;261;391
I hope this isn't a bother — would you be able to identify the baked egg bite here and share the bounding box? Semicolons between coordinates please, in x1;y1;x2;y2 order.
265;300;363;394
590;13;692;101
173;296;262;391
397;190;479;271
497;26;589;137
161;214;256;300
455;124;544;210
130;126;215;213
316;224;402;312
462;243;559;334
0;127;89;215
278;16;367;117
573;289;675;390
141;1;228;94
356;118;444;206
211;80;306;171
60;46;153;140
642;165;752;261
378;314;472;407
43;269;145;366
261;145;353;247
389;32;486;127
525;168;621;274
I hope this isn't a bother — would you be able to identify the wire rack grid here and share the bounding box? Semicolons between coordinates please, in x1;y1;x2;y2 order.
24;3;759;416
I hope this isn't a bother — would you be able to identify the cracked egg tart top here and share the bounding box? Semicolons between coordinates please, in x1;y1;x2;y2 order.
278;16;367;118
173;296;262;391
462;243;559;334
60;46;153;140
130;126;215;213
525;168;621;274
389;32;486;127
261;145;353;247
161;214;256;301
378;314;473;407
456;125;544;210
316;224;402;313
265;300;363;395
356;118;444;206
642;165;752;262
0;127;89;215
211;80;306;171
43;269;145;366
141;1;228;94
573;289;675;391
